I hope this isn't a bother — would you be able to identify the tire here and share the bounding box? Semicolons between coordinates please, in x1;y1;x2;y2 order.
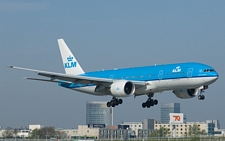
107;102;111;107
154;100;158;105
146;101;151;108
142;103;146;108
119;99;123;104
201;95;205;100
150;100;154;106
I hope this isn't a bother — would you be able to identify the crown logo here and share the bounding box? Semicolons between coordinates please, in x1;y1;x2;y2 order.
67;56;73;62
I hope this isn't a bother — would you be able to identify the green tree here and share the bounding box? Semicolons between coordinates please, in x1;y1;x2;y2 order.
200;129;207;135
188;124;207;136
29;127;66;139
150;127;169;137
150;130;158;137
29;129;40;139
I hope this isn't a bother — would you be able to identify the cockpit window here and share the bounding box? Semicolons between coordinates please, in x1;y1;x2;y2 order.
204;69;214;72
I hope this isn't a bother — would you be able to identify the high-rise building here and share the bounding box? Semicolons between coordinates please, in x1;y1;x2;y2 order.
86;101;113;128
161;103;180;124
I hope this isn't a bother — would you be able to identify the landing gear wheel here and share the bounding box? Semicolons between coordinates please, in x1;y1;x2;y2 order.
118;99;123;104
145;101;150;108
107;97;123;107
150;100;154;106
142;93;158;108
107;102;111;107
201;95;205;100
154;100;158;105
198;95;205;100
142;103;146;108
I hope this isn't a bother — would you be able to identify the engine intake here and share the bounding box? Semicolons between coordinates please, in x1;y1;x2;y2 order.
173;88;198;99
110;80;135;97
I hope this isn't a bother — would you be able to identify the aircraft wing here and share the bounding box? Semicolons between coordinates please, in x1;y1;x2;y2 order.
8;66;146;88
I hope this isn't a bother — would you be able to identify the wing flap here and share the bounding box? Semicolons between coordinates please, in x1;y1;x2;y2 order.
26;77;59;83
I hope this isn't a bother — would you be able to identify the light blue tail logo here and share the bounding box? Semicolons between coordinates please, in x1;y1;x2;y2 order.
64;55;76;68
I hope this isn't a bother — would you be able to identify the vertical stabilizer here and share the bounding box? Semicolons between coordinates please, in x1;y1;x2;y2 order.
58;39;84;75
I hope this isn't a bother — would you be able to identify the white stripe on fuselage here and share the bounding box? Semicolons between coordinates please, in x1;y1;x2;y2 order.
70;76;218;96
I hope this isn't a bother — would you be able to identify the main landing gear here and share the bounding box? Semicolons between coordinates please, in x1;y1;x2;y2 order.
107;97;123;107
198;86;208;100
142;93;158;108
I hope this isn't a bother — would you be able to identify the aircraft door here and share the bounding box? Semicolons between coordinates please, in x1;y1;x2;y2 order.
187;68;193;78
158;70;163;80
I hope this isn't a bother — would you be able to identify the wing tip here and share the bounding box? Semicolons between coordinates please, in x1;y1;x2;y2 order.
7;65;14;68
57;38;64;42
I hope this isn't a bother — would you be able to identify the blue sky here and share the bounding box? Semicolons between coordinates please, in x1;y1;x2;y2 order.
1;1;225;129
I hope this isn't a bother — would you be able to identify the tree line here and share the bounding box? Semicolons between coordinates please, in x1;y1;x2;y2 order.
150;124;207;137
2;127;66;139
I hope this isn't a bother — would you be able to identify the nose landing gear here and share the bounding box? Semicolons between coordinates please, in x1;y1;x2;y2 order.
198;86;208;100
198;95;205;100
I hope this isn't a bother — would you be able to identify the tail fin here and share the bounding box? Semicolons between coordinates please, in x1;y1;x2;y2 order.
57;39;84;75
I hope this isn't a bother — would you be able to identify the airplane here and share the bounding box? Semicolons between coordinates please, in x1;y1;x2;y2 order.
8;39;219;108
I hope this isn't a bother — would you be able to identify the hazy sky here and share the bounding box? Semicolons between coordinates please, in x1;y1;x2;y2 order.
1;1;225;129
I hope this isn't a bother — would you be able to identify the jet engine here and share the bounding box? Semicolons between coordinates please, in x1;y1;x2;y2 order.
173;88;198;99
110;80;135;97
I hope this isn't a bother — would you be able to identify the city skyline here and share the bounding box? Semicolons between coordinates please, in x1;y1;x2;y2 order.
0;101;221;130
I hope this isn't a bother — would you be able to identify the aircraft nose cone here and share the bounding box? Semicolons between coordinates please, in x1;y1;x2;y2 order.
213;76;218;81
209;75;219;84
214;72;219;80
203;73;218;85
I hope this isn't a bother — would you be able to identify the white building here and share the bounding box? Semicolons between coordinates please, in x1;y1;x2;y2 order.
29;124;44;132
120;122;143;137
0;130;5;138
155;122;207;137
17;128;30;138
155;113;208;137
60;125;99;139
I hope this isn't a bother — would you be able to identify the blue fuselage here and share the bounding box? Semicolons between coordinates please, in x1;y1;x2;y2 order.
59;62;218;96
81;62;218;81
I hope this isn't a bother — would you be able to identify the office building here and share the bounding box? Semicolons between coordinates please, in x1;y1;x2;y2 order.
161;103;180;124
206;120;220;130
86;101;112;128
143;119;158;130
154;122;207;137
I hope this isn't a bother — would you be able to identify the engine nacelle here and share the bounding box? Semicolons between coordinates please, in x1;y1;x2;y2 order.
173;88;198;99
110;80;135;97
